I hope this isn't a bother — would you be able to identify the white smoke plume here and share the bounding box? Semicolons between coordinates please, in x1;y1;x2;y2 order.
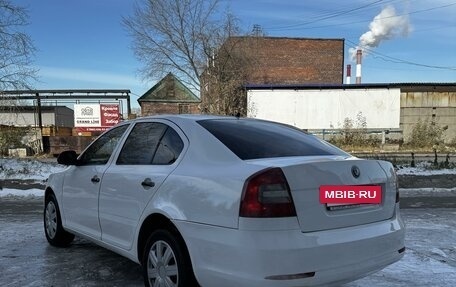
350;5;411;60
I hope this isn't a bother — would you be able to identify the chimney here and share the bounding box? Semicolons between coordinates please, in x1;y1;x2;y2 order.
356;49;362;84
346;64;351;84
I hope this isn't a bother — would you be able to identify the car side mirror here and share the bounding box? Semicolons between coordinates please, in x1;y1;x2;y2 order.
57;150;79;165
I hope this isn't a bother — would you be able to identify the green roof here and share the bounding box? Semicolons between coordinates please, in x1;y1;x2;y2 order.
138;73;200;103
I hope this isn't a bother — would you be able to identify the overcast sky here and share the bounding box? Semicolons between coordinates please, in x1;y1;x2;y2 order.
15;0;456;107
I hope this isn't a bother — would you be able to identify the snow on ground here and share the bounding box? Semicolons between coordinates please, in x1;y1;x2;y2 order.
0;157;455;199
2;187;455;198
0;158;66;181
347;251;456;287
2;157;455;180
0;188;43;198
346;208;456;287
396;161;456;175
1;158;455;285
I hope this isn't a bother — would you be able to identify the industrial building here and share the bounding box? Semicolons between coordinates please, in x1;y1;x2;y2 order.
247;83;456;143
0;106;74;127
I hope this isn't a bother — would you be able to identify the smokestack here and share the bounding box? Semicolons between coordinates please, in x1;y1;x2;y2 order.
356;50;362;84
346;64;351;84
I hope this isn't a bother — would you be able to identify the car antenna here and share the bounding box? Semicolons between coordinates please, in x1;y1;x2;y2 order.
235;112;241;119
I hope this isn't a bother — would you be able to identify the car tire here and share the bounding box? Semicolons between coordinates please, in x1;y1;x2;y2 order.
44;193;75;247
142;229;199;287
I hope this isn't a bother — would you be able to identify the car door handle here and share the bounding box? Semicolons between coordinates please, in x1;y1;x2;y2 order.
141;178;155;188
91;175;100;183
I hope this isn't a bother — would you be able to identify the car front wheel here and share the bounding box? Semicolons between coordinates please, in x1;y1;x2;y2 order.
44;193;74;247
142;229;198;287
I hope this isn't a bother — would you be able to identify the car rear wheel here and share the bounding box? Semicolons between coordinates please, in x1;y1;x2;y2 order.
142;229;198;287
44;193;74;247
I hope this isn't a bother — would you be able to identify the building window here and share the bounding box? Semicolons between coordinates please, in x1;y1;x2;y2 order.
179;104;190;114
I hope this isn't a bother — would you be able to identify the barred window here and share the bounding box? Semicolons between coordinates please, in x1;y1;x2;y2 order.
178;104;190;114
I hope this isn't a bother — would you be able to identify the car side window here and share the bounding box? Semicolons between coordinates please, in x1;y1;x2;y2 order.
117;122;167;165
78;125;129;166
152;127;184;165
116;122;184;165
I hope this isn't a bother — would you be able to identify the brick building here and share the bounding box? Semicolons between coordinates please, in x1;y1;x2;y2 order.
228;36;344;85
139;73;200;116
201;36;344;115
0;106;74;127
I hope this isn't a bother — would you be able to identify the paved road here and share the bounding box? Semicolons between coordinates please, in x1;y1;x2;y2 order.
0;199;142;287
1;198;455;287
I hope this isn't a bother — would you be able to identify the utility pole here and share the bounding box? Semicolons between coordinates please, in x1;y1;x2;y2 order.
35;92;43;132
252;24;264;37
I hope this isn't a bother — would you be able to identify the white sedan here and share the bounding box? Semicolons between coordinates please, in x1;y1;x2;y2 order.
44;115;405;287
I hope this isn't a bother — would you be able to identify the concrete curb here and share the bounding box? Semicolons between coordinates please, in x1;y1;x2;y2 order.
398;174;456;189
399;187;456;198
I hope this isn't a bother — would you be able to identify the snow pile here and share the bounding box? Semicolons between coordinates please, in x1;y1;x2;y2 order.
0;188;43;198
1;158;66;198
0;158;66;180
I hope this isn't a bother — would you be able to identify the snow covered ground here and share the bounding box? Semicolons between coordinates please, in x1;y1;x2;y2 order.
0;188;43;198
2;157;455;180
1;158;66;198
1;157;455;198
396;161;456;175
346;208;456;287
1;157;455;286
0;158;65;181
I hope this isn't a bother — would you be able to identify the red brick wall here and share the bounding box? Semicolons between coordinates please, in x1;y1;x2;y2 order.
228;37;344;85
140;102;200;116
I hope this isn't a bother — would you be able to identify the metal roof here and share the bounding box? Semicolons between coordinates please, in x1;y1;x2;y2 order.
244;82;456;91
0;106;74;112
138;73;200;103
1;89;130;95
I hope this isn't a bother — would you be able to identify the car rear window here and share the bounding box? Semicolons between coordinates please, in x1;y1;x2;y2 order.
198;119;348;160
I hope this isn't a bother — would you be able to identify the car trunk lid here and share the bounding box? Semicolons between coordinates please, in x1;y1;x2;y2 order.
247;156;396;232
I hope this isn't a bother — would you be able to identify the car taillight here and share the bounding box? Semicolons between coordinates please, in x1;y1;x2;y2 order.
240;168;297;218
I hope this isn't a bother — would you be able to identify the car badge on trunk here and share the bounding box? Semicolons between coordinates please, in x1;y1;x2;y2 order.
351;166;361;178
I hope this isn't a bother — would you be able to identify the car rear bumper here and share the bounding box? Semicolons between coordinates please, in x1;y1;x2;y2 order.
174;209;405;287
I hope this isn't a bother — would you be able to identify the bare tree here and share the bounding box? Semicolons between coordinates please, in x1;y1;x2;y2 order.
124;0;220;91
124;0;256;113
0;0;36;91
124;0;261;116
200;35;258;116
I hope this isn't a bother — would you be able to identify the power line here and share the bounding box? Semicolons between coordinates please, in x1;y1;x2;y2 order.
129;92;142;98
267;1;456;32
345;39;456;71
266;0;391;31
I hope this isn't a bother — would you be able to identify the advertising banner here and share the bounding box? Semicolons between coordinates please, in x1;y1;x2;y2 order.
74;104;120;132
